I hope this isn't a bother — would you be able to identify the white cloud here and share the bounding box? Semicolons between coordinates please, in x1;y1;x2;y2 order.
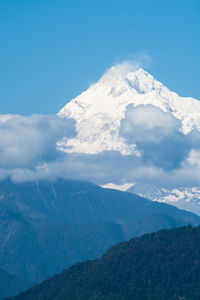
120;104;180;143
0;114;76;169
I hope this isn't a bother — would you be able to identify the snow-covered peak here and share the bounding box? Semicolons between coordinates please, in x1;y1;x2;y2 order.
97;66;165;95
99;64;144;84
58;64;200;154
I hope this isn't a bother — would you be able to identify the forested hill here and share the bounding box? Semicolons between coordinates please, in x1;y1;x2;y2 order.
9;226;200;300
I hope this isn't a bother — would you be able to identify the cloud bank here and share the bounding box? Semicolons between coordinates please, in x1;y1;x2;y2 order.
1;98;200;189
0;114;76;175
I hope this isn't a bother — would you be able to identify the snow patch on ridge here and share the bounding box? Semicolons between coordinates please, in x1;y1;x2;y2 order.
101;182;135;192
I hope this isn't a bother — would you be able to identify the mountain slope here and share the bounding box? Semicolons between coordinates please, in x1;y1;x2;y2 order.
9;226;200;300
58;67;200;154
0;268;30;300
0;210;126;284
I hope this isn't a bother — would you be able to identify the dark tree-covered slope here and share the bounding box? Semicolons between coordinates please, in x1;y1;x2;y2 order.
9;226;200;300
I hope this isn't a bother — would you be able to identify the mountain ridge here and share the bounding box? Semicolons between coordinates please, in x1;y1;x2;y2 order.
0;178;199;226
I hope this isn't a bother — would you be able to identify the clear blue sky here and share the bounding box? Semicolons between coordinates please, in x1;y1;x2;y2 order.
0;0;199;115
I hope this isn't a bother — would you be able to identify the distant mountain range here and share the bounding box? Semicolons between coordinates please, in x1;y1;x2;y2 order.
129;184;200;216
0;179;199;298
9;225;200;300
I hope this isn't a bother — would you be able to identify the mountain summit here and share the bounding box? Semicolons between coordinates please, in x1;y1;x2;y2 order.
58;65;200;154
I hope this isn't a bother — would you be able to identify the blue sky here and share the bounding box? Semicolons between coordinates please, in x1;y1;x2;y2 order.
0;0;199;115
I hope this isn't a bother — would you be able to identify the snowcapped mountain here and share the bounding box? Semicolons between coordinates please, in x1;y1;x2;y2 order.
58;65;200;154
58;64;200;215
